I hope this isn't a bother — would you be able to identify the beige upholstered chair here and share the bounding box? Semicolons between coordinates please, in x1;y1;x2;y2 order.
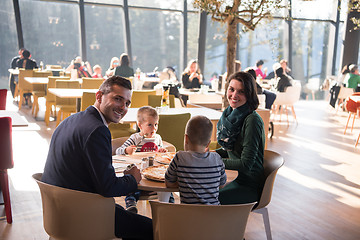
16;69;33;110
130;90;156;108
81;78;103;89
31;71;52;117
80;92;96;112
252;150;284;240
55;80;80;126
32;173;116;240
150;201;256;240
336;86;354;113
111;136;176;155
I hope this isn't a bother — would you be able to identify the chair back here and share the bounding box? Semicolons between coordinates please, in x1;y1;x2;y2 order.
338;86;354;99
81;92;96;111
148;95;175;108
47;77;70;103
46;65;62;69
111;137;176;155
150;201;256;240
157;113;191;151
130;90;156;108
0;117;13;169
82;78;103;89
32;71;52;92
18;69;34;92
0;89;7;110
257;94;266;108
254;150;284;210
32;173;116;240
55;80;80;106
345;97;358;113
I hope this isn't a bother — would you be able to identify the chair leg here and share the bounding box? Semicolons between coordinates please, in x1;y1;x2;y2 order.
290;105;297;123
45;102;51;126
350;113;356;133
356;133;360;147
344;113;352;135
0;170;13;224
18;91;24;110
31;96;37;115
253;207;272;240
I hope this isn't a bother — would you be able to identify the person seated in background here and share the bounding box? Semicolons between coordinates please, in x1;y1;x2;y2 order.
245;68;276;110
106;57;120;78
280;59;292;77
16;49;38;69
114;53;134;78
92;64;103;79
345;64;360;92
165;115;227;204
116;106;168;213
265;62;281;80
275;66;292;92
254;59;267;80
66;56;92;78
181;59;203;89
9;48;25;97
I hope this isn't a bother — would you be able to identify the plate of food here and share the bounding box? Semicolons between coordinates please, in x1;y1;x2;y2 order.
142;165;168;182
155;152;176;165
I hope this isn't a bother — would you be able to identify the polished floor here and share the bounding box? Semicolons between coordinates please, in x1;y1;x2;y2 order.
0;94;360;240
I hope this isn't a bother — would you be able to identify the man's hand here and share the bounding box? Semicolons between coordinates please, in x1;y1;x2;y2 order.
125;145;137;155
124;165;142;183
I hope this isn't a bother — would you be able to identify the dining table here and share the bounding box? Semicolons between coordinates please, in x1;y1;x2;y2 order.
48;88;98;112
0;110;29;127
112;152;237;202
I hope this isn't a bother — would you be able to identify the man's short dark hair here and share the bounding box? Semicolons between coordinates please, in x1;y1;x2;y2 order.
22;50;30;59
99;75;132;94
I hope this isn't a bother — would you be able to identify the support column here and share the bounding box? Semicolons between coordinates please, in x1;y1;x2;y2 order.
79;0;87;61
123;0;132;64
197;11;207;77
13;0;24;48
180;0;188;76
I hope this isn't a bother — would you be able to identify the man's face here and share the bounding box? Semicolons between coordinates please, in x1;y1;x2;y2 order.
96;85;132;124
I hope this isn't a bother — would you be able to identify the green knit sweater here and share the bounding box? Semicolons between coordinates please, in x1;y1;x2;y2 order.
216;111;265;191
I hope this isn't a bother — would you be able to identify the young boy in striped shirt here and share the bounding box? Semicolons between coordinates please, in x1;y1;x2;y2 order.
165;115;227;205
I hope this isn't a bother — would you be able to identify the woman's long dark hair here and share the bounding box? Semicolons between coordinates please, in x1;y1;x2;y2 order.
227;71;259;111
120;53;130;66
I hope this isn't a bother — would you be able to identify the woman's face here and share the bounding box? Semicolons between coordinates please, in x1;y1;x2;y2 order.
189;63;197;73
227;79;247;109
112;61;119;68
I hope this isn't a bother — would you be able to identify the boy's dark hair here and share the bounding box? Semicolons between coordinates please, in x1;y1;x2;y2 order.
227;71;259;111
22;50;30;59
185;116;213;147
99;75;132;95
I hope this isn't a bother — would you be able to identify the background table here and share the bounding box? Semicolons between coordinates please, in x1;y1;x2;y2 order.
0;110;29;126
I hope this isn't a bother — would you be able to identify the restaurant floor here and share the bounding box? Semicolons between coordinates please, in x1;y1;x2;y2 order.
1;95;360;240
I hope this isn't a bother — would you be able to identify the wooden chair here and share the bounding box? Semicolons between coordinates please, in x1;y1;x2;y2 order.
46;65;62;69
130;90;156;108
32;173;116;240
0;117;14;224
252;150;284;240
336;86;354;113
0;89;7;110
81;77;103;89
157;113;191;151
31;71;52;117
80;92;96;112
55;80;80;126
111;136;176;155
148;95;175;108
272;81;301;124
16;69;34;110
45;76;70;126
150;200;256;240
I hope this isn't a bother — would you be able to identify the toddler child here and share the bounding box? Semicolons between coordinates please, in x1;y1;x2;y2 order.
165;115;227;204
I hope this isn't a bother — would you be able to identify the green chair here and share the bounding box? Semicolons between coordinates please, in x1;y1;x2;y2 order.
130;90;156;108
157;113;191;151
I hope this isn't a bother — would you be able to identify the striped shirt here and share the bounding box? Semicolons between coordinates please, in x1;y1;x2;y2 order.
115;133;163;155
165;151;227;205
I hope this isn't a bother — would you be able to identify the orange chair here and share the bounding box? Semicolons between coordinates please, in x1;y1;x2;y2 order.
0;117;14;224
0;89;7;110
344;97;359;134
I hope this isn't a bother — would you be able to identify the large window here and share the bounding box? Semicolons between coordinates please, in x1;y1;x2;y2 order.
0;0;18;88
19;0;80;69
84;4;125;74
129;9;181;76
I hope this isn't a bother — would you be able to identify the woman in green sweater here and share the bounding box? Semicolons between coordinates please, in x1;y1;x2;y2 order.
216;71;265;204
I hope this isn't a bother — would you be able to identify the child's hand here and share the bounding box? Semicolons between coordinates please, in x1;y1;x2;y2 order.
158;148;168;153
125;145;137;155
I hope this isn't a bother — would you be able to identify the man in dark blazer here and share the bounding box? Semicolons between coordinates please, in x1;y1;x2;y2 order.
42;76;153;239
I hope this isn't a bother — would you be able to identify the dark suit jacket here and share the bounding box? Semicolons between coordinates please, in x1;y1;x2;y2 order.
42;106;137;197
16;58;38;70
